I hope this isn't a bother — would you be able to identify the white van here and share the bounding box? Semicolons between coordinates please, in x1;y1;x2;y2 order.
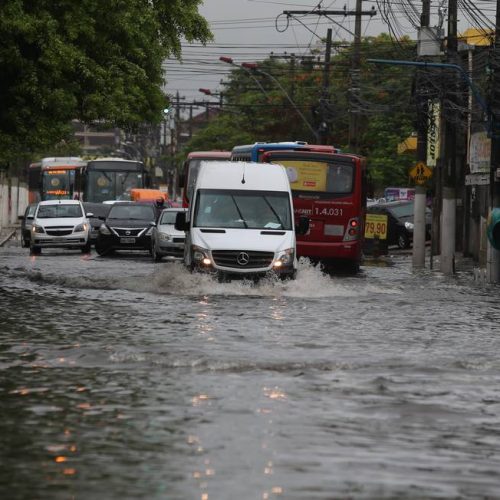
175;161;309;281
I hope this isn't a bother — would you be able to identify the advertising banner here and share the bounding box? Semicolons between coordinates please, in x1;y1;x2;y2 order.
279;160;327;192
469;131;491;174
427;100;440;167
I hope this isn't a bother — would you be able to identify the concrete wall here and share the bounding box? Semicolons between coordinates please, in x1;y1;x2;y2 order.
0;178;29;231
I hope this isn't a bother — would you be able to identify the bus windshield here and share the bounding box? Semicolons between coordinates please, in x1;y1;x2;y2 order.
86;170;144;203
194;189;292;230
272;159;354;194
42;169;76;199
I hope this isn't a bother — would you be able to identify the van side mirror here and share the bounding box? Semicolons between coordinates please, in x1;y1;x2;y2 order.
296;216;309;236
175;211;189;231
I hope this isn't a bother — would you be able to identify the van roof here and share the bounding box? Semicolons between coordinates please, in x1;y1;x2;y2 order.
196;161;290;192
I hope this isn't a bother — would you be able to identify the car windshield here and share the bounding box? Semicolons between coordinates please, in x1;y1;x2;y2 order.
108;205;155;220
194;189;292;230
389;203;414;218
160;211;181;224
37;204;83;218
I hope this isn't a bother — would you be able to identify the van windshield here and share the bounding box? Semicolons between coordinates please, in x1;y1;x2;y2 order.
194;189;292;230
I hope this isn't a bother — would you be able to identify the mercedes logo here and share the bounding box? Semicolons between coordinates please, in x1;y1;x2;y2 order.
125;230;131;235
237;252;250;266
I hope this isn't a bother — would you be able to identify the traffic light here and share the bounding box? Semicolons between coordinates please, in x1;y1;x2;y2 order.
487;207;500;250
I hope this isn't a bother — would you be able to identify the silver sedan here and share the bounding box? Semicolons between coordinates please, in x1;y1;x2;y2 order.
151;208;187;261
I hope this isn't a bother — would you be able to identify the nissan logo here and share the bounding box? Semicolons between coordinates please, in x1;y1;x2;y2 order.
125;230;131;235
237;252;250;266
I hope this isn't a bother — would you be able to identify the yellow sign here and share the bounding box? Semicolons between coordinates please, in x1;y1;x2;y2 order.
276;160;327;192
409;161;432;185
365;214;388;240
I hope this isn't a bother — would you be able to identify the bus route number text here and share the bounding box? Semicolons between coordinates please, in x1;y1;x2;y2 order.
315;207;343;216
364;214;388;240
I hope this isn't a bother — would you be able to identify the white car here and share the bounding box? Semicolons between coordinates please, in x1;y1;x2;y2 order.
151;208;187;261
30;200;92;255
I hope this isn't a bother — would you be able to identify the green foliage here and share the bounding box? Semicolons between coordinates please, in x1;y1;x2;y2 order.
181;33;418;191
0;0;211;163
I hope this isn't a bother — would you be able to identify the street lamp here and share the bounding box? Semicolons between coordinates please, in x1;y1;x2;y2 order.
240;62;319;142
219;56;270;99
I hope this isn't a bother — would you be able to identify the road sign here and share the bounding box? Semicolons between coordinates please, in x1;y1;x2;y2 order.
409;161;432;185
364;214;388;240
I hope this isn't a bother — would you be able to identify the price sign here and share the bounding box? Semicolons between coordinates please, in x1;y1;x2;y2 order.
364;213;388;240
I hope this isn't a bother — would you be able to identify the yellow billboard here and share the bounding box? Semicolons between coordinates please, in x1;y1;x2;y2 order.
274;160;327;192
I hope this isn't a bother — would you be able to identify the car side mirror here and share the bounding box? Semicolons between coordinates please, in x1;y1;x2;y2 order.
86;212;94;218
175;211;189;231
150;221;156;227
296;216;309;236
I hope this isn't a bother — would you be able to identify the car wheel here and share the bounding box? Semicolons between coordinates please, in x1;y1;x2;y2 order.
152;241;162;262
95;242;110;256
81;242;91;253
30;245;41;255
397;231;410;249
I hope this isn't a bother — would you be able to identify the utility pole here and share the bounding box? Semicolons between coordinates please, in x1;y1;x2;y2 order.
319;29;333;145
283;6;376;148
487;0;500;282
349;0;363;153
412;0;432;269
440;0;458;274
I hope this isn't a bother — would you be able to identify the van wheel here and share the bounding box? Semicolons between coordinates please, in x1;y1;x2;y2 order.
30;245;41;255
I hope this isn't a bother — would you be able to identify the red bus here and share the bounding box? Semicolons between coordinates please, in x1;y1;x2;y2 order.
181;151;231;207
28;157;86;203
262;150;367;272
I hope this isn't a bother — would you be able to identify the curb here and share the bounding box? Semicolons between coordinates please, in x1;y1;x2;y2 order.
0;229;17;247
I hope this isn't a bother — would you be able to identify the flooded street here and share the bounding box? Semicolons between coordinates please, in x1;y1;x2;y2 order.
1;244;500;499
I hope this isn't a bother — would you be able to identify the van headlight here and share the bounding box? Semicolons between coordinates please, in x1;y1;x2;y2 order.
99;223;111;235
404;221;414;231
74;223;88;233
274;248;294;268
32;224;45;234
192;245;212;266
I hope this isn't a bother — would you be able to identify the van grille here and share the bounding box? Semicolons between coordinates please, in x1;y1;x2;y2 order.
212;250;274;269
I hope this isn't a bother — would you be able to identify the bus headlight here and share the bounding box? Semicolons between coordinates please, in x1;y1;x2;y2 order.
99;224;111;235
32;224;45;234
274;248;294;267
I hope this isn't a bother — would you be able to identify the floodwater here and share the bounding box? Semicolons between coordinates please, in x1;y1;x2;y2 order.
1;243;500;499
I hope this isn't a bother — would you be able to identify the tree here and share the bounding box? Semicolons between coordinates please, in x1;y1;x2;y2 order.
0;0;211;165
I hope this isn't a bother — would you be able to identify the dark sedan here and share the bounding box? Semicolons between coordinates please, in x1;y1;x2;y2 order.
366;200;431;249
82;202;111;244
20;203;38;247
95;202;157;256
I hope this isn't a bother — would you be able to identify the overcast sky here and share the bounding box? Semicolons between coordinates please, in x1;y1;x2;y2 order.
164;0;497;108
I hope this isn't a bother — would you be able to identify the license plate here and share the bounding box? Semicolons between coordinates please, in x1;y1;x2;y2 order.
120;237;136;244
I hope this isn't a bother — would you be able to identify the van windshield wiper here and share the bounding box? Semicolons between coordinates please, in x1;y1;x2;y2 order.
230;195;248;228
263;196;284;229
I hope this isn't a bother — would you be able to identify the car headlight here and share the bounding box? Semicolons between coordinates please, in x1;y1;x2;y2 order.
404;221;414;230
32;224;45;234
159;233;171;242
74;223;88;232
192;245;211;265
99;223;111;235
274;248;294;267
